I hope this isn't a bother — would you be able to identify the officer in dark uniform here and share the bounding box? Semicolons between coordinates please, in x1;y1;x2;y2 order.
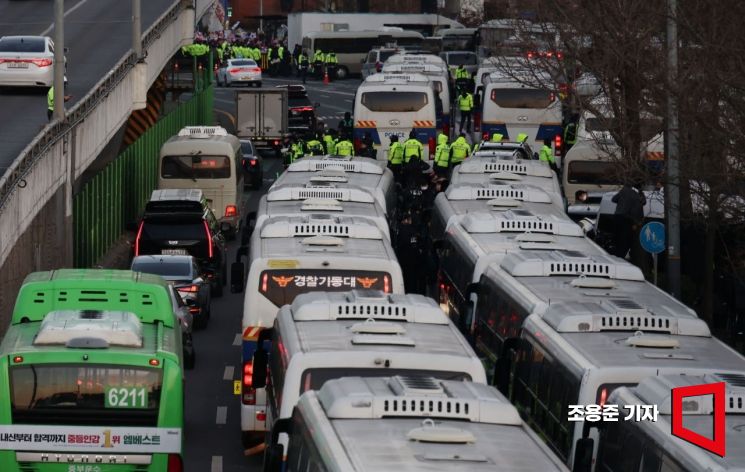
394;211;425;294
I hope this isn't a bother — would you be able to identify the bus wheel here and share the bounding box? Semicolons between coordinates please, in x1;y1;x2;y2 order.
335;66;348;80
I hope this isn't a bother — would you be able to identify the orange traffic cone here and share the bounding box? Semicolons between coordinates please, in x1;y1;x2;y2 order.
323;68;329;85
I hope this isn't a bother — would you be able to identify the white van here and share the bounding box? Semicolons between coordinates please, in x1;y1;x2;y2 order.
247;291;487;465
480;73;562;162
158;126;243;235
382;61;452;136
353;73;438;161
267;376;569;471
232;216;404;446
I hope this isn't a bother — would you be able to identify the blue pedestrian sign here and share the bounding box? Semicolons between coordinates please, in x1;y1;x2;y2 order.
640;222;665;254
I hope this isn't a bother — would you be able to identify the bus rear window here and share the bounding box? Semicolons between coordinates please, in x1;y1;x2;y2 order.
490;88;554;109
445;52;477;65
259;269;391;307
300;369;471;394
161;155;231;179
361;91;428;112
567;161;620;185
10;364;162;426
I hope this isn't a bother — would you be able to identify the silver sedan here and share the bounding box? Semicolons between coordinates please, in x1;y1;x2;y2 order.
216;58;262;87
0;35;64;88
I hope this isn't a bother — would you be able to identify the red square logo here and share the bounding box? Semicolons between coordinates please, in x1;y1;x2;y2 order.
671;382;726;457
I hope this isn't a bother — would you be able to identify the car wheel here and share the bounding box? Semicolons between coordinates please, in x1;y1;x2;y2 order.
335;66;349;80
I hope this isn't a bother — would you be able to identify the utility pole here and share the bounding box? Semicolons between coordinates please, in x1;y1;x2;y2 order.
132;0;142;60
53;0;65;121
665;0;682;299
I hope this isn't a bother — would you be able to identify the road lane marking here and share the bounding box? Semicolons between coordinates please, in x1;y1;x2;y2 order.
233;333;241;346
40;0;90;36
211;456;223;472
216;406;228;425
214;108;236;129
223;365;235;381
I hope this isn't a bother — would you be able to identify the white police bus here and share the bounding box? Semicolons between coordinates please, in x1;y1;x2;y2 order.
232;216;404;446
597;373;745;472
467;248;745;469
273;156;396;215
246;291;487;467
266;376;570;471
353;73;439;161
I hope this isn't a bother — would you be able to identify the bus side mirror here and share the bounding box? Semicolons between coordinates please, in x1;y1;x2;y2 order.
265;443;285;472
572;437;594;472
465;282;480;297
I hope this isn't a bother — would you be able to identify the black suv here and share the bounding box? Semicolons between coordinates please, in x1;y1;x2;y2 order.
276;85;321;136
134;189;228;296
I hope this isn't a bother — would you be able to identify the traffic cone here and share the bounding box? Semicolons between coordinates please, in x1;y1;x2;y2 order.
323;69;329;85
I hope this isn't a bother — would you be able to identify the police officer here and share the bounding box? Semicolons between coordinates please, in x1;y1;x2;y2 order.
306;133;325;156
395;211;425;294
449;132;471;167
313;49;325;78
403;131;423;163
322;128;337;155
359;132;376;158
539;138;558;173
325;51;338;80
388;135;404;181
297;50;309;84
334;135;354;156
491;133;504;143
455;64;471;81
47;86;71;121
337;112;354;137
457;89;474;133
564;118;578;152
433;133;450;178
289;136;305;165
516;132;529;144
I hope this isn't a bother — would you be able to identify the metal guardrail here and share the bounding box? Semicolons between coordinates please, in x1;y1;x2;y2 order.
0;0;193;212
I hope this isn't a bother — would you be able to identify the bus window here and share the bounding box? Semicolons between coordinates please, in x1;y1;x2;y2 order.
258;269;392;307
446;52;478;65
490;88;554;109
567;161;619;185
10;364;162;426
161;155;231;179
361;91;428;112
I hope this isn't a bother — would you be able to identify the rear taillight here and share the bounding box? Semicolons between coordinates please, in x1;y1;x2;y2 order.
292;106;314;112
384;275;391;293
134;221;144;256
261;273;269;292
242;361;256;405
273;140;280;146
228;68;239;74
242;158;246;166
177;285;199;293
167;454;183;472
249;159;257;167
256;411;267;422
203;220;213;259
482;132;489;140
428;136;435;156
225;204;238;217
31;58;52;67
249;67;261;73
554;134;562;156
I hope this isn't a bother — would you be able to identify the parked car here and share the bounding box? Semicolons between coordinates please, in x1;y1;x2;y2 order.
217;58;262;87
361;47;400;79
240;139;263;189
131;254;212;329
0;35;66;88
134;189;228;297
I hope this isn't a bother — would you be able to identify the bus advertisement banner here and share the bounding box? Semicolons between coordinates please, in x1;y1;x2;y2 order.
0;425;182;453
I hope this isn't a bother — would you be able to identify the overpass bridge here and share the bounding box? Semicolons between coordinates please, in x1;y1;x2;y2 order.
0;0;216;321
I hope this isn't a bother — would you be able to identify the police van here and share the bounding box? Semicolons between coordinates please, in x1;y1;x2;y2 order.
266;376;569;471
597;374;745;472
480;72;562;163
353;73;439;162
232;216;404;446
247;291;487;465
467;248;745;468
158;126;244;235
272;156;396;215
382;57;452;135
448;158;563;209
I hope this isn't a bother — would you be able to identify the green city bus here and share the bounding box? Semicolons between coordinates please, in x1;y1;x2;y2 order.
0;270;185;471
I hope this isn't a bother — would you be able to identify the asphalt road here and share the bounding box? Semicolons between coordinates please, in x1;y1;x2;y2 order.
182;76;361;471
0;0;177;176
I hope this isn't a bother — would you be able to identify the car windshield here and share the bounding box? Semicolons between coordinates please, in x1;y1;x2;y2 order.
132;259;192;278
231;60;256;67
0;37;45;53
446;53;477;65
241;141;254;155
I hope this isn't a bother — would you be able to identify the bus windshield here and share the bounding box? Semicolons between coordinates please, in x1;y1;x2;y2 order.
11;364;162;426
567;161;620;185
259;269;391;307
161;155;231;179
490;88;554;109
361;91;428;112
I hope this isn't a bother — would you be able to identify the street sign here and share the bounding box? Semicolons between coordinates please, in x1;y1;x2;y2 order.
640;221;665;254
